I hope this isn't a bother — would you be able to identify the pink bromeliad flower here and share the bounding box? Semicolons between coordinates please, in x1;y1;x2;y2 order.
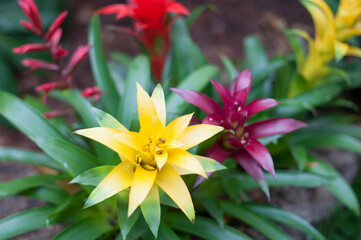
171;69;307;189
96;0;189;82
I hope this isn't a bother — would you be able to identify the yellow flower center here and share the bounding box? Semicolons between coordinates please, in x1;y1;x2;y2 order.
137;136;169;171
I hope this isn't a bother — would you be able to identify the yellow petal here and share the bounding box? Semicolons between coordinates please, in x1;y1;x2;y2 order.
167;149;206;178
337;29;361;41
347;45;361;57
335;41;349;61
128;165;157;216
155;149;168;170
85;161;134;208
112;131;149;152
155;164;195;221
177;124;223;150
75;127;137;162
136;83;163;136
151;84;166;127
165;113;193;140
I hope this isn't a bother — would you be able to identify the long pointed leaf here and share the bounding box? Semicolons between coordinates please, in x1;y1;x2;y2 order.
0;147;62;170
89;15;120;115
166;213;252;240
220;201;292;240
0;206;56;240
53;217;112;240
246;204;326;240
0;174;69;199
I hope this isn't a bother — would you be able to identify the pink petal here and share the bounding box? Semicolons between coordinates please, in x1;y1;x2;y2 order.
13;43;49;54
202;113;223;125
45;11;68;40
230;69;252;97
165;2;189;15
22;59;59;72
194;142;230;187
27;0;42;31
19;0;43;32
243;138;276;179
62;45;91;77
95;4;132;19
210;79;232;109
245;117;308;139
20;20;42;35
246;98;280;117
170;88;223;115
49;28;62;51
55;46;68;58
232;149;267;184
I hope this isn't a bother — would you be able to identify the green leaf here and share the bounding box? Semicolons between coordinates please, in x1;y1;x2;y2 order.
276;83;343;117
53;217;112;240
244;35;268;73
52;90;117;165
273;59;293;99
117;55;151;130
288;144;308;170
222;171;331;190
89;15;120;114
186;4;214;27
0;174;69;199
247;204;326;240
92;107;126;130
0;147;62;170
220;201;292;240
197;195;224;227
196;155;227;172
306;156;360;215
158;222;182;240
141;185;161;238
21;185;70;205
166;213;252;240
0;58;17;94
166;64;218;116
284;28;305;67
118;191;141;240
0;206;56;240
220;55;237;81
33;137;100;176
171;18;208;82
298;133;361;155
71;165;115;186
24;95;75;141
0;90;65;140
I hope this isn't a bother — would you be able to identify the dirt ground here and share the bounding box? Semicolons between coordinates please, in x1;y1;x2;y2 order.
0;0;314;239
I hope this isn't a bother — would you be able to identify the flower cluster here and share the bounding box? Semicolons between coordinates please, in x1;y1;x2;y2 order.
172;69;307;188
294;0;361;92
76;84;224;221
96;0;189;82
13;0;93;103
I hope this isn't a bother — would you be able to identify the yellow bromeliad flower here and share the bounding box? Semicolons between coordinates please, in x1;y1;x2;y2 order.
75;83;223;222
291;0;361;95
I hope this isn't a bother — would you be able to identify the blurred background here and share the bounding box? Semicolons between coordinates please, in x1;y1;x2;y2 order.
1;0;360;239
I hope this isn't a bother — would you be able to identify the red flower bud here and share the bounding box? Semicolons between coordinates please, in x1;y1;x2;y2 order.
62;45;91;77
20;20;42;35
82;86;104;101
13;43;49;54
45;11;68;40
22;59;60;72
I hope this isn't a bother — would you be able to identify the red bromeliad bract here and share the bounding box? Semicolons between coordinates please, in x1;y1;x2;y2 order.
171;69;307;190
96;0;189;82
